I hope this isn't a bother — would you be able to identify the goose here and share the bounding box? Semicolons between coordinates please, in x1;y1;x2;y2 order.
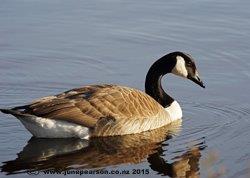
0;51;205;139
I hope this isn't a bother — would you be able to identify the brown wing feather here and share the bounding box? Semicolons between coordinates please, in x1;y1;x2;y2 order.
22;84;171;136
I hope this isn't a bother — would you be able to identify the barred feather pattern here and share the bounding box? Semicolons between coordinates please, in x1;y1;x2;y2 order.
22;84;172;136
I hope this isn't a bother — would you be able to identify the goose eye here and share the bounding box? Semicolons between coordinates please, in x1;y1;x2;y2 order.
186;61;192;66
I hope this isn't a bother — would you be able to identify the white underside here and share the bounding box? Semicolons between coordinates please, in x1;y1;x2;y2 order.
165;100;183;121
17;116;89;139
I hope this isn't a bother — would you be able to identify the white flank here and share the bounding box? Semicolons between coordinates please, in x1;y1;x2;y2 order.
171;56;188;78
17;116;89;139
165;101;183;121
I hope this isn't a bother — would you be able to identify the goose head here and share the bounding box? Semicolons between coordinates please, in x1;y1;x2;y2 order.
145;51;205;108
170;52;205;88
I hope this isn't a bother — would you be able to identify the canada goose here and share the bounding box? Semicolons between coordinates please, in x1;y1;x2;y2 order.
0;51;204;139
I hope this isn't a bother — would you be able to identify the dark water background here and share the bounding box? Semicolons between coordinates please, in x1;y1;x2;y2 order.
0;0;250;177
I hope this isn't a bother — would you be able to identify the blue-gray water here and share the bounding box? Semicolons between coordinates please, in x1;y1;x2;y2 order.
0;0;250;177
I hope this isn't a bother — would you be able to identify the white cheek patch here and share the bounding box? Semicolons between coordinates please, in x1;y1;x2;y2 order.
171;56;188;78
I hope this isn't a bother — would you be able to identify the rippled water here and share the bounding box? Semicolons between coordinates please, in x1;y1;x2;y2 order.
1;0;250;177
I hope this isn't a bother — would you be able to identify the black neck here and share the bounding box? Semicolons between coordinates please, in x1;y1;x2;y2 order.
145;54;176;108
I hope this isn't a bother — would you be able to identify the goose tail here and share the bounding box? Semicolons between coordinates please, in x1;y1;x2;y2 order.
0;105;29;117
0;108;22;116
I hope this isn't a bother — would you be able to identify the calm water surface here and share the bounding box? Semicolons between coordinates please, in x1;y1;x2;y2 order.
0;0;250;177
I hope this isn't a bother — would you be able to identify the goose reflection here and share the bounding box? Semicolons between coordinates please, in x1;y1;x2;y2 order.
1;120;205;177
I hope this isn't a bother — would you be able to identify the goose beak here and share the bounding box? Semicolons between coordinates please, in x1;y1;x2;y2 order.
188;73;205;88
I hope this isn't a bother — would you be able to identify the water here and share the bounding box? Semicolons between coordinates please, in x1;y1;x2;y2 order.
0;0;250;177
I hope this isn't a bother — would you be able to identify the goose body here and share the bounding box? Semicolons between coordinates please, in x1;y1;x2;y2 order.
0;51;204;139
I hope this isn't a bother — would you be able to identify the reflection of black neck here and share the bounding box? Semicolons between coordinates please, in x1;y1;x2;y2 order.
145;55;176;108
147;135;204;177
